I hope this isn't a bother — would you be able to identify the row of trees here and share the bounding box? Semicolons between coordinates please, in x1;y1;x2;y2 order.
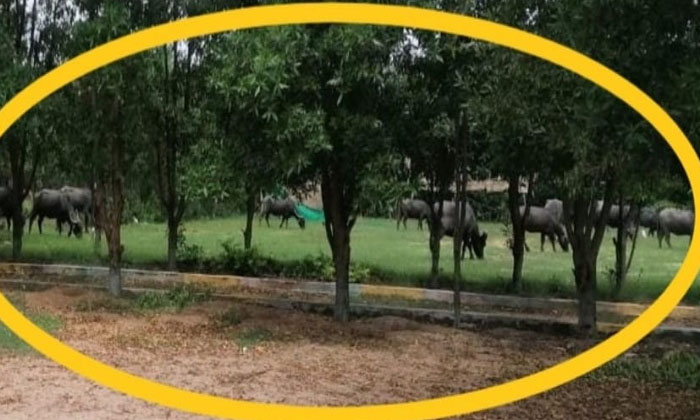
1;0;698;335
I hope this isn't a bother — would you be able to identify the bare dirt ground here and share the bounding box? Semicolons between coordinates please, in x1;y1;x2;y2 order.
0;286;698;420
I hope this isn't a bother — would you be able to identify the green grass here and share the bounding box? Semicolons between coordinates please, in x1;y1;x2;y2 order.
0;293;62;354
591;350;700;390
0;215;697;304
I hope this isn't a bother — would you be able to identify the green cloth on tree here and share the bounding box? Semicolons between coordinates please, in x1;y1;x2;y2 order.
295;203;325;222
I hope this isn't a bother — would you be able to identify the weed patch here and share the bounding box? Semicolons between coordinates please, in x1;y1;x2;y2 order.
234;327;272;348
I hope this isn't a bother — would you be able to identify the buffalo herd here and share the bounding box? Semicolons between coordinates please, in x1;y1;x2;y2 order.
396;196;695;258
0;185;93;238
0;183;693;256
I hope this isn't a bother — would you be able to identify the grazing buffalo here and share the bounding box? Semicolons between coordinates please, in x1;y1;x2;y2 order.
59;186;94;229
639;206;659;237
586;200;636;238
520;206;569;252
544;199;564;224
435;201;488;260
396;199;431;230
657;208;694;248
0;186;18;229
28;189;83;237
259;196;306;229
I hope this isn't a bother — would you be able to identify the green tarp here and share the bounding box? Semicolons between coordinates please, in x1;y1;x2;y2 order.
295;203;325;222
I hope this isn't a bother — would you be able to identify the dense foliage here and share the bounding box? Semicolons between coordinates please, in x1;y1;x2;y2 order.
1;0;698;332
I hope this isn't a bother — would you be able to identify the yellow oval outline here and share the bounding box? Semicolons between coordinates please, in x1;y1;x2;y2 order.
0;3;698;420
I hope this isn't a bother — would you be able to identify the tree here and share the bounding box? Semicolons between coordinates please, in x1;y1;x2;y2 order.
540;0;698;333
0;0;74;258
68;1;150;295
294;24;404;321
208;26;324;250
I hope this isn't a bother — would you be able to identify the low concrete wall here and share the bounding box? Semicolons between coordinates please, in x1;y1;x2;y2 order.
1;262;698;340
0;262;696;323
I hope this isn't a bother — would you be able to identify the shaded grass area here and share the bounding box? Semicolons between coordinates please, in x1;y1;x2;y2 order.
0;215;696;304
592;349;700;390
0;292;62;354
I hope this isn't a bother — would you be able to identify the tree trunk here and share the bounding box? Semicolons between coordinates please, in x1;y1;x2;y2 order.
508;177;525;293
106;228;123;296
8;134;24;260
428;199;444;289
613;224;627;300
563;186;614;337
243;188;256;250
574;252;597;336
98;98;126;297
508;174;533;293
452;188;465;328
626;206;641;273
321;169;354;323
167;215;178;270
11;211;23;261
429;230;441;288
93;224;102;255
332;224;351;323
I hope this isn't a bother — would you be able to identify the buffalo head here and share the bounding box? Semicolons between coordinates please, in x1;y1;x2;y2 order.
473;231;488;259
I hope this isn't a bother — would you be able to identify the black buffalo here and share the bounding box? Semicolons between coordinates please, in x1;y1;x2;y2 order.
396;199;431;230
28;189;83;237
520;206;569;252
544;199;564;225
60;186;94;229
435;201;488;260
639;206;659;237
657;208;694;248
259;196;306;229
0;186;19;230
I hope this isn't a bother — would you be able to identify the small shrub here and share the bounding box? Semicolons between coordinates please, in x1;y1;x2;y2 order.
281;253;334;281
219;241;278;276
349;264;371;283
176;226;205;269
135;283;212;311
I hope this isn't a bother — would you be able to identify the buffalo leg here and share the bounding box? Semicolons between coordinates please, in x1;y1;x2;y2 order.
265;214;270;228
550;233;557;252
37;215;44;234
540;233;546;252
666;233;672;248
28;212;36;233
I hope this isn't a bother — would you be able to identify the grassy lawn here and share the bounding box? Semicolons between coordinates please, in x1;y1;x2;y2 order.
0;215;696;304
